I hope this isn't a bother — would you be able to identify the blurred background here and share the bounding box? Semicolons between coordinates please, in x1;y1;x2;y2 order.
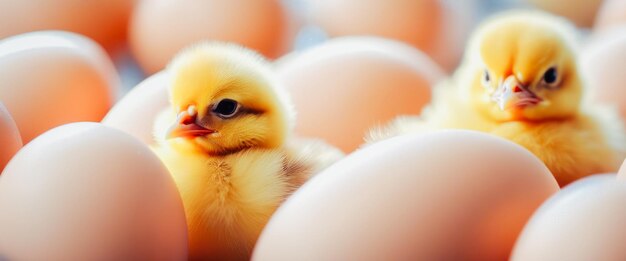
0;0;620;89
0;0;625;151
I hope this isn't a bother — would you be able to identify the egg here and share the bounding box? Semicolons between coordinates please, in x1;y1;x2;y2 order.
0;122;187;260
595;0;626;31
581;29;626;120
253;130;559;261
511;174;626;260
306;0;470;70
525;0;603;27
0;0;134;51
0;31;120;143
429;1;475;71
277;37;444;152
103;71;169;145
618;160;626;177
130;0;289;74
0;103;22;173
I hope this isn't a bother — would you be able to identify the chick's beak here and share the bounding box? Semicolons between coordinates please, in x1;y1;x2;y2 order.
166;106;214;139
491;75;542;110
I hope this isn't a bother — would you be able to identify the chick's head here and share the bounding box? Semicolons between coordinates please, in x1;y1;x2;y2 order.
466;11;583;122
164;43;294;155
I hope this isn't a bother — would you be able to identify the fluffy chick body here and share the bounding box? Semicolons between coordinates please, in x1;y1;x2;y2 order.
152;43;342;260
153;137;338;260
369;11;626;186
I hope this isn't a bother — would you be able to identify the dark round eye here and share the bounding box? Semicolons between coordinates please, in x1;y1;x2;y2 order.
212;99;239;118
542;67;558;85
484;70;490;83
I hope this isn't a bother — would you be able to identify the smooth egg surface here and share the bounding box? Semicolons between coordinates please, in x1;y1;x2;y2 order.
594;0;626;31
307;0;440;62
0;122;188;260
0;31;120;142
277;36;445;152
512;174;626;260
582;28;626;121
0;0;134;51
130;0;289;74
103;71;169;145
617;160;626;178
0;102;22;173
525;0;603;27
253;130;558;261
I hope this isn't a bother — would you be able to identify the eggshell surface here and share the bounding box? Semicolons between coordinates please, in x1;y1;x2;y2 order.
511;174;626;261
0;31;119;143
307;0;442;61
253;130;559;261
277;37;444;152
617;160;626;177
0;0;134;50
130;0;289;74
581;30;626;120
0;103;22;173
103;71;169;145
0;123;187;260
429;1;475;71
526;0;603;27
595;0;626;31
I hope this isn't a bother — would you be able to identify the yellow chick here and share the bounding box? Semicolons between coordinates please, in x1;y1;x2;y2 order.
369;11;626;186
151;43;343;260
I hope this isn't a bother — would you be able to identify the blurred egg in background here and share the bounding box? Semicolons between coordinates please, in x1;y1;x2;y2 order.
254;131;559;261
0;31;120;143
304;0;474;71
524;0;603;27
130;0;290;74
278;37;444;152
307;0;443;49
0;103;22;173
617;160;626;177
0;0;134;52
595;0;626;31
581;28;626;120
0;123;188;260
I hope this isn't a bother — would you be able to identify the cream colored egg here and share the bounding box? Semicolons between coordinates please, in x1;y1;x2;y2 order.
581;29;626;120
595;0;626;31
0;0;134;51
277;37;444;152
617;160;626;177
0;102;21;173
526;0;603;27
0;122;187;260
103;71;169;145
0;31;120;143
253;130;559;261
511;174;626;260
306;0;469;71
130;0;289;74
429;1;475;71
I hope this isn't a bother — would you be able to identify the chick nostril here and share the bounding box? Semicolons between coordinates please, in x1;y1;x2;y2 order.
181;117;194;125
513;85;523;93
178;112;196;125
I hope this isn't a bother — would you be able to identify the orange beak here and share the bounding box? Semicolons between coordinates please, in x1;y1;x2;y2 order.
166;106;214;139
492;75;542;110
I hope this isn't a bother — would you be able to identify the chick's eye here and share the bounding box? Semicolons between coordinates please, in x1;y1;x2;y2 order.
212;99;239;118
542;67;558;85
